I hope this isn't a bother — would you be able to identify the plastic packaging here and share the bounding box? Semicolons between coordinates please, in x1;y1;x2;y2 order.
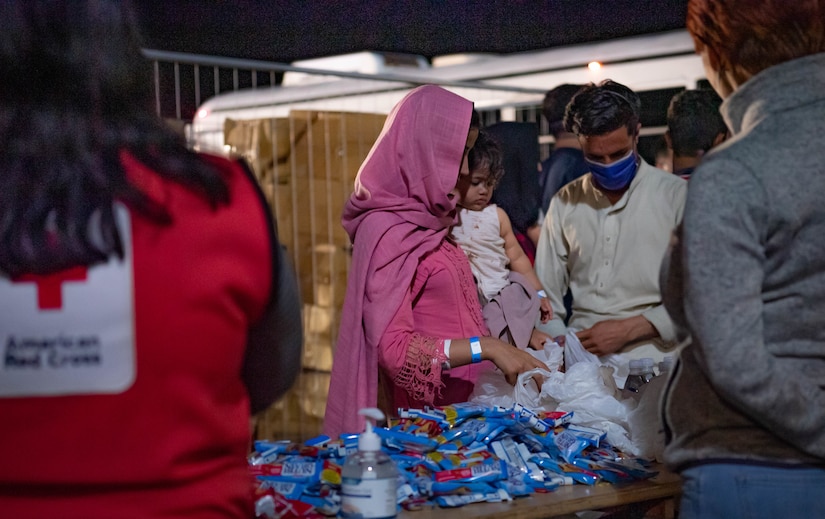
341;408;398;519
621;358;656;399
641;358;656;383
658;356;674;376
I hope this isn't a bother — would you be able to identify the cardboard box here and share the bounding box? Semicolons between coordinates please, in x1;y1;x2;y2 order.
224;110;384;441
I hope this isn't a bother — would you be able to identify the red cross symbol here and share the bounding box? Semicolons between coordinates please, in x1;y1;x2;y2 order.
14;266;88;310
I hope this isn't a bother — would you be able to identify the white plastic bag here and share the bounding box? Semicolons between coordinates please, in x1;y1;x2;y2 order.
563;330;628;388
468;335;666;458
562;330;667;458
539;360;636;454
625;374;667;461
469;341;563;410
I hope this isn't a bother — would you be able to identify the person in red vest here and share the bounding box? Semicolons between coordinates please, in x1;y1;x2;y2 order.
0;2;303;518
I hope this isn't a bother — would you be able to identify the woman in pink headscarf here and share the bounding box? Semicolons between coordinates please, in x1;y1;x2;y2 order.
324;85;548;437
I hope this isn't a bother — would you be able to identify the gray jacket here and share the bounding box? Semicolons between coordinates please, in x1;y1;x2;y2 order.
662;52;825;470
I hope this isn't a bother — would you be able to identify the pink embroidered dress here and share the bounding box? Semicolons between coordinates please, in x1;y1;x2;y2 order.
323;86;492;437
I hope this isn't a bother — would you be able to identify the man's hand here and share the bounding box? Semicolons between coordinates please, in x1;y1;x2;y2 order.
576;315;658;355
576;320;628;355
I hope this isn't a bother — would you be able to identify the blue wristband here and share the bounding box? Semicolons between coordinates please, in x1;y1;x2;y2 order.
469;336;482;364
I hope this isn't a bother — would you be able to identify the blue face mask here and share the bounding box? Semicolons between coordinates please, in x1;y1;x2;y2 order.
586;149;638;191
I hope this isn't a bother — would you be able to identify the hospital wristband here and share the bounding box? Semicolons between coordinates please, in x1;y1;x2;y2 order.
442;339;452;369
537;290;548;298
469;336;482;364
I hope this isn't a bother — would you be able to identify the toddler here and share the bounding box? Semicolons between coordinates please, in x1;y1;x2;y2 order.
452;130;552;349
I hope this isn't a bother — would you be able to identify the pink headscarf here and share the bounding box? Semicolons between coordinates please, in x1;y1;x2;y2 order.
323;85;473;437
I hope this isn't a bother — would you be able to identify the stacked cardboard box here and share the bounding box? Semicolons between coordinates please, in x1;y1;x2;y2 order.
225;110;386;441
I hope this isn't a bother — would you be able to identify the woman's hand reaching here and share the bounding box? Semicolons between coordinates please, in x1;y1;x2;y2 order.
483;337;548;387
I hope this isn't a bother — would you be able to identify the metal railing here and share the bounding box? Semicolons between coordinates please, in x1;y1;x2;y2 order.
142;48;283;121
141;48;547;123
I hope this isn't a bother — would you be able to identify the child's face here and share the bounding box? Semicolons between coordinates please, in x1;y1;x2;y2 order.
456;166;496;211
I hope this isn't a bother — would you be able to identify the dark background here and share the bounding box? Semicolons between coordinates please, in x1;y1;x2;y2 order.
132;0;689;63
132;0;694;162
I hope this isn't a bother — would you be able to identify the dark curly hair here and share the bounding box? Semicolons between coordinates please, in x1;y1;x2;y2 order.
667;89;727;157
0;1;229;277
468;130;504;187
542;84;585;136
563;79;641;137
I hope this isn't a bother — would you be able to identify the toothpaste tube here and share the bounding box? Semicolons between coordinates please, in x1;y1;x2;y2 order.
253;439;294;455
588;447;621;462
494;478;534;497
480;423;508;444
554;430;588;463
538;410;574;427
490;437;528;473
530;451;599;485
513;404;552;433
483;405;515;419
597;458;659;480
427;448;494;470
252;440;328;463
398;408;450;429
419;480;497;496
391;453;428;471
319;459;342;485
571;458;630;484
567;424;606;447
434;489;512;508
299;493;341;516
374;426;438;453
489;438;545;487
434;459;508;483
251;457;323;483
258;479;305;500
254;488;315;518
439;402;486;425
389;416;445;437
304;435;331;448
435;419;491;450
397;482;419;503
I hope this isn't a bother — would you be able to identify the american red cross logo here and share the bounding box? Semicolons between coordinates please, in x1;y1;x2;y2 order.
14;266;88;310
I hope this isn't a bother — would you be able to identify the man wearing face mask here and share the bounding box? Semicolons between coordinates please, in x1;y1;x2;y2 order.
534;80;686;380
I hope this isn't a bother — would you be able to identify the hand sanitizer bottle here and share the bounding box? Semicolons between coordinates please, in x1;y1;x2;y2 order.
341;408;398;519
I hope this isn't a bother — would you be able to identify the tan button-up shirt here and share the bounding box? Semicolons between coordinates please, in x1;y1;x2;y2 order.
535;160;686;362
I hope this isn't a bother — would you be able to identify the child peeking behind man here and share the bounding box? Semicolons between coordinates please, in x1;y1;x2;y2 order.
452;130;553;350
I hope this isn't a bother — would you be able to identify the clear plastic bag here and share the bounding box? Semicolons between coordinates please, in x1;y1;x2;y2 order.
470;334;666;459
469;339;563;410
563;330;629;389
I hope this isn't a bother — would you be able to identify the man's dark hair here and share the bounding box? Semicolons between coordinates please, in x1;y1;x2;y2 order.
667;89;727;157
542;84;584;136
563;79;641;137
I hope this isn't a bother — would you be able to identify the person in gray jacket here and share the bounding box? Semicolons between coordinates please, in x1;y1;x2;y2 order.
661;1;825;517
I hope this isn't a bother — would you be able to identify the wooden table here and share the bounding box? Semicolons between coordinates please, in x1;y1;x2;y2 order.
399;467;682;519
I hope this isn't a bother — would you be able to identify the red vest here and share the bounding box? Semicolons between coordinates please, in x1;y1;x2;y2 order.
0;154;274;518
